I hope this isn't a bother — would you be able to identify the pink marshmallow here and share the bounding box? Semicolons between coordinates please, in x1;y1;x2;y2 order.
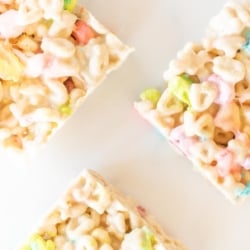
208;74;235;105
169;125;198;157
215;149;241;177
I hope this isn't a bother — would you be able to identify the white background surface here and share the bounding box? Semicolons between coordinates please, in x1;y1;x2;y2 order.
1;0;249;249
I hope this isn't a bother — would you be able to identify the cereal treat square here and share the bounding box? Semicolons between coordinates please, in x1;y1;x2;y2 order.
0;0;132;153
135;1;250;203
20;169;186;250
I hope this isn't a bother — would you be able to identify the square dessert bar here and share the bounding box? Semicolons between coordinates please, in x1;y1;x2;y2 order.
21;169;186;250
135;1;250;202
0;0;132;153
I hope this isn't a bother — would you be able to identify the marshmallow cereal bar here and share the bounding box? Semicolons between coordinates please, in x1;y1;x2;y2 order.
20;169;186;250
0;0;132;153
135;1;250;202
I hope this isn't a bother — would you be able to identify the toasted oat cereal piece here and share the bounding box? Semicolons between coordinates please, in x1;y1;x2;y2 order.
135;1;250;203
0;0;132;154
20;169;186;250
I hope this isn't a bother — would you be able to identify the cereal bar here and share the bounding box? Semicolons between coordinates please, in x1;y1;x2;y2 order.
135;1;250;202
0;0;132;153
20;169;186;250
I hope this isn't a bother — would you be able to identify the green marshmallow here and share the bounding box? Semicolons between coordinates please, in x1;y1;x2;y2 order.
45;241;55;250
141;227;155;250
59;102;72;116
140;88;161;106
63;0;77;12
168;75;192;105
22;234;55;250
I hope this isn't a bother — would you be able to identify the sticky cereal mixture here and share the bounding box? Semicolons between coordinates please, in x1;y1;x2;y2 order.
21;169;185;250
0;0;131;152
135;1;250;202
